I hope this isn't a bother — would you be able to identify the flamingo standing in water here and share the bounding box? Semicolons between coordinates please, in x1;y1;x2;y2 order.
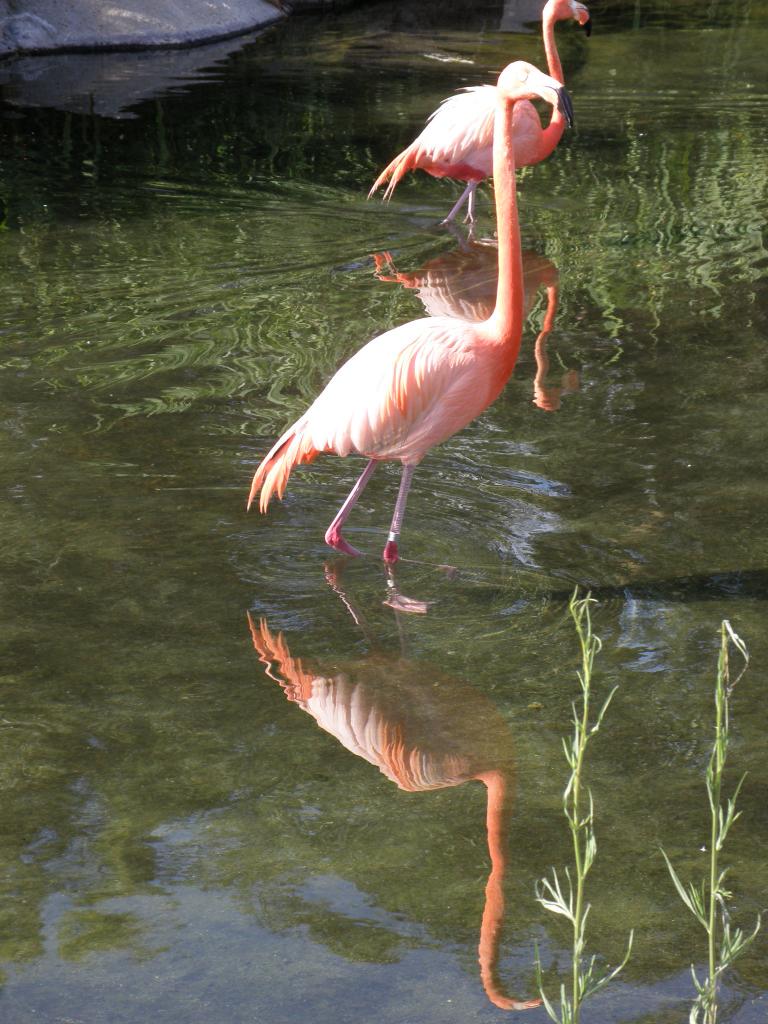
248;62;573;564
368;0;590;223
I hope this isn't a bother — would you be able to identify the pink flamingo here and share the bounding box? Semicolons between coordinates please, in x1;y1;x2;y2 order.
368;0;590;223
248;607;540;1011
248;62;573;564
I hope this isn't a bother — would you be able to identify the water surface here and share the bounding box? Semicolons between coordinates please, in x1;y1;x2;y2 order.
1;2;767;1022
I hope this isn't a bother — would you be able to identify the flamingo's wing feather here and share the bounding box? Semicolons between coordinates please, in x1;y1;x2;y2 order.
303;317;502;462
417;85;497;169
249;316;512;510
369;86;497;198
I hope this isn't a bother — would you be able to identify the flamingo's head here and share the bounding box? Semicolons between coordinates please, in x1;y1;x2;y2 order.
572;1;592;35
496;61;574;128
545;0;592;35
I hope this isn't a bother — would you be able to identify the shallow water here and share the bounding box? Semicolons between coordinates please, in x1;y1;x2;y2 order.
1;1;767;1022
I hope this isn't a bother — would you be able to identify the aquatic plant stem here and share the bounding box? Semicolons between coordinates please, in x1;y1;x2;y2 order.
534;592;632;1024
569;599;592;1023
662;620;759;1024
707;630;726;1012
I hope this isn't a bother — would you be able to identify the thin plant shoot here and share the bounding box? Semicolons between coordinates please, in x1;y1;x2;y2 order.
662;620;760;1024
534;591;633;1024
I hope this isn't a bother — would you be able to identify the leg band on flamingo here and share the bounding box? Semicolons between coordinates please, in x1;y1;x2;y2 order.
382;464;416;563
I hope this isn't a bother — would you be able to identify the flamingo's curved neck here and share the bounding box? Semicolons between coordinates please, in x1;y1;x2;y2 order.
541;6;568;147
486;96;524;352
542;7;565;84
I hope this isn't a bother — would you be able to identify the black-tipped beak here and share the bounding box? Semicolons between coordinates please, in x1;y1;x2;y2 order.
583;16;592;37
557;86;575;129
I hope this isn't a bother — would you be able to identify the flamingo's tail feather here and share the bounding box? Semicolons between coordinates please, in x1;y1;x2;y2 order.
247;424;319;513
368;143;421;202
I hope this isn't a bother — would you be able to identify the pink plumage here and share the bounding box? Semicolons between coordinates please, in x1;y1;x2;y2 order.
368;0;590;223
248;317;515;512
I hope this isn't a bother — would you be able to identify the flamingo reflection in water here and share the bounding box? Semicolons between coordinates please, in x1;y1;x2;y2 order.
373;239;578;413
247;576;541;1011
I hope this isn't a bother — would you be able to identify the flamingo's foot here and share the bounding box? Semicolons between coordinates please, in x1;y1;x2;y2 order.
325;528;363;557
382;540;399;564
383;592;431;615
489;997;543;1012
383;563;431;614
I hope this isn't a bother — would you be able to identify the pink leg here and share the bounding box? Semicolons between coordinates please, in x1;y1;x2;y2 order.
382;463;416;564
464;183;478;224
325;459;377;557
441;183;474;225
